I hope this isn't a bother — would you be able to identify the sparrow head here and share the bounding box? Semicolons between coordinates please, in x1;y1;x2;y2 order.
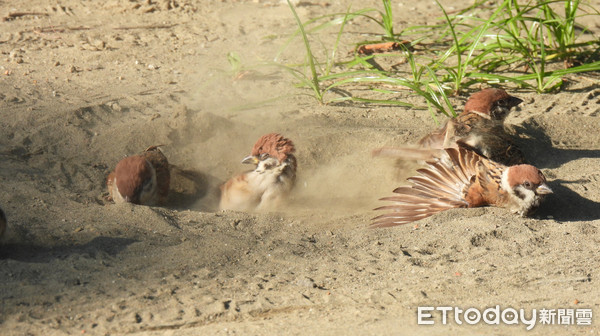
502;164;552;215
254;156;281;173
112;155;157;204
464;88;523;120
243;133;296;165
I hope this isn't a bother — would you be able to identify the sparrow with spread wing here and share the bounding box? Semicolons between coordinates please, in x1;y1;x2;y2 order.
371;147;552;228
219;133;297;212
107;146;170;205
375;88;526;166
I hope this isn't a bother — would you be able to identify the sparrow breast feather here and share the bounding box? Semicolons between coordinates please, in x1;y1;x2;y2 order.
220;133;297;212
372;147;552;228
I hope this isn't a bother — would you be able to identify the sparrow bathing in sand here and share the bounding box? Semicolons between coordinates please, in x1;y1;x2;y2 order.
371;147;552;228
219;133;297;212
375;88;526;166
107;146;170;205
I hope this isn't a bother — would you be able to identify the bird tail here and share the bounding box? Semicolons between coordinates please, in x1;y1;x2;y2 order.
371;148;481;228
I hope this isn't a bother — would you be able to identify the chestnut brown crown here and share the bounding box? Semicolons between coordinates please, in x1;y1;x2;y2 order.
250;133;296;162
464;88;523;120
114;155;154;203
506;164;547;189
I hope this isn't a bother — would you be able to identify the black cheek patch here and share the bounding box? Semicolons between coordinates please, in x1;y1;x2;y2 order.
514;187;527;200
490;106;508;119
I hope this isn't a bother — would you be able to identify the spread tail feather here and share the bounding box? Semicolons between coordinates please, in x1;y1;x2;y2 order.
371;148;483;228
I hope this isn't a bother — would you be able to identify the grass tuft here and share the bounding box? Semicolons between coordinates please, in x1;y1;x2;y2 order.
268;0;600;115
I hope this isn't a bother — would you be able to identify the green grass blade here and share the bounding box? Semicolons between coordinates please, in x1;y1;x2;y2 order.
286;0;322;102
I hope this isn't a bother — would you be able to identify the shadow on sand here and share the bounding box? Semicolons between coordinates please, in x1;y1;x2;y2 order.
0;236;137;262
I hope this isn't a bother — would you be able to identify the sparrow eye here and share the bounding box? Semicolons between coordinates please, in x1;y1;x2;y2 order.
523;181;532;189
259;153;270;160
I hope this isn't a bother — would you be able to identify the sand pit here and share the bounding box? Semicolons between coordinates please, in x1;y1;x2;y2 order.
0;1;599;335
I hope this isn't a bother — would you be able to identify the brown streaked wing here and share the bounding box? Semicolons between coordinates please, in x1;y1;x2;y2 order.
371;147;495;228
444;148;483;179
417;123;447;149
415;162;468;197
372;166;472;227
372;193;466;226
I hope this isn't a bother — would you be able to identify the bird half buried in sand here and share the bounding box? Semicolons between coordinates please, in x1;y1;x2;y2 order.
371;147;552;228
374;88;526;166
220;133;297;212
107;146;170;205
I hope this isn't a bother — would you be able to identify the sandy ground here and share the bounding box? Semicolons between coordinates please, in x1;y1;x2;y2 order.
1;0;600;335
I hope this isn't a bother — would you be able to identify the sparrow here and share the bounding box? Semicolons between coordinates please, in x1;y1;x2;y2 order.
374;88;526;166
107;146;170;205
0;207;6;239
371;147;552;228
219;133;297;212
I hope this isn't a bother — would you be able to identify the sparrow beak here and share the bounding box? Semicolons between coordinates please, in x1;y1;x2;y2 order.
241;155;259;165
536;184;553;195
509;96;523;108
